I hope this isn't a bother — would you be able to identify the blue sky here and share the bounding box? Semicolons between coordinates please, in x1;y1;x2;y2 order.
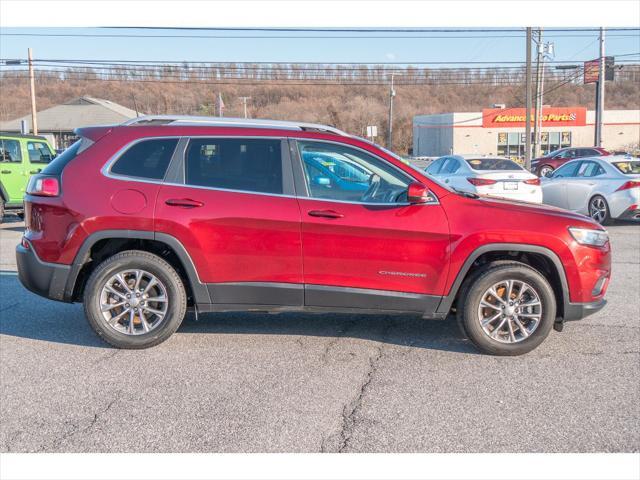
1;28;639;65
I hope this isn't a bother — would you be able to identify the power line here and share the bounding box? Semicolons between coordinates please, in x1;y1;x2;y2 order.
104;27;640;33
2;32;639;39
2;56;639;66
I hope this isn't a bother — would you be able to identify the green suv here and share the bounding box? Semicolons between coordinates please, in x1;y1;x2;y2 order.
0;133;56;220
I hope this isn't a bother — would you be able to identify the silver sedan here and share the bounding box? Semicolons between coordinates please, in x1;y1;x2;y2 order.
541;155;640;225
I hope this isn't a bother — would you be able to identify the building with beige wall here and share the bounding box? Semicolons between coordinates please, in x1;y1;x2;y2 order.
413;108;639;159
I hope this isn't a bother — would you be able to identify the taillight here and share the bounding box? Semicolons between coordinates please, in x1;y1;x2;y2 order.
467;177;497;186
524;178;541;186
26;175;60;197
616;181;640;191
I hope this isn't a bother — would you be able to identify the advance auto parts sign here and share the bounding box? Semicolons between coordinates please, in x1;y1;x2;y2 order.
482;107;587;128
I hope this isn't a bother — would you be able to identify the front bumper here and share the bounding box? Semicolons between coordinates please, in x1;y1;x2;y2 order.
563;299;607;322
16;240;72;302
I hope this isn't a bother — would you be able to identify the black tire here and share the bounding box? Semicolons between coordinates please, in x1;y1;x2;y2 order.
0;199;4;223
589;195;613;226
83;250;187;349
538;165;554;177
456;262;556;356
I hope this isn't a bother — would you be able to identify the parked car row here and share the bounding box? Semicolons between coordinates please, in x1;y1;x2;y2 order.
423;149;639;225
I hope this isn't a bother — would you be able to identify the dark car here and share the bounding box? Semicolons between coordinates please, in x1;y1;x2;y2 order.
16;116;610;355
531;147;610;177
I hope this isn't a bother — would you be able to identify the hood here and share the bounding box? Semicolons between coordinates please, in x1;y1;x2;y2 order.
476;195;602;227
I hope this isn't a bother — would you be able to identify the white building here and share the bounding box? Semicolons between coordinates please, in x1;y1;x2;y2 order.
413;107;640;158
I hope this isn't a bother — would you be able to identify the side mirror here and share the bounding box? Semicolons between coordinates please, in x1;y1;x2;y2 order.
407;182;435;204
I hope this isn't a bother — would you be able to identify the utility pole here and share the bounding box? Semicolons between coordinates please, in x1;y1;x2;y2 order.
595;27;605;147
525;28;533;169
386;73;401;151
28;48;38;135
238;96;251;118
532;29;543;159
533;31;554;159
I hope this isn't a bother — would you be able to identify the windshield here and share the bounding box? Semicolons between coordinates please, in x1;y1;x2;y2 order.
466;158;522;171
613;161;640;175
547;148;564;157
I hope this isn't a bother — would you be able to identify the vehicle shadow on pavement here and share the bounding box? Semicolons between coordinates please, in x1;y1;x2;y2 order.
0;272;475;353
179;311;477;354
0;272;112;349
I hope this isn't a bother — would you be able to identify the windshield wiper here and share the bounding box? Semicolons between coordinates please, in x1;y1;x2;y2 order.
452;188;480;199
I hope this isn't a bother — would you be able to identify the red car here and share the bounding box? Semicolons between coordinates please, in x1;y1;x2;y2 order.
16;116;611;355
531;146;610;177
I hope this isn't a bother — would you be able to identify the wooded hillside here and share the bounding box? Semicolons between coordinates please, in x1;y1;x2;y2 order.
1;64;639;153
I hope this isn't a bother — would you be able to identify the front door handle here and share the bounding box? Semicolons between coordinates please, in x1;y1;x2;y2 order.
165;198;204;208
308;209;344;219
0;170;10;174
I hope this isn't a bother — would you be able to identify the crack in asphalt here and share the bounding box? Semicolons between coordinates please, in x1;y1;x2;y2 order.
321;320;396;453
334;345;384;453
38;390;122;452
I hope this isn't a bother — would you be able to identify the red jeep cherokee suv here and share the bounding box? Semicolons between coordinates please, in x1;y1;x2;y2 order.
16;116;611;355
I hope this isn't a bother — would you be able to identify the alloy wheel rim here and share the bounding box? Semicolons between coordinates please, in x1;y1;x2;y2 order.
477;279;542;344
99;269;169;335
540;166;552;177
589;197;607;223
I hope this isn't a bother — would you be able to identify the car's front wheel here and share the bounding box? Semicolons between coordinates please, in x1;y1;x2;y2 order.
457;262;556;355
589;195;613;225
83;250;187;349
538;165;554;177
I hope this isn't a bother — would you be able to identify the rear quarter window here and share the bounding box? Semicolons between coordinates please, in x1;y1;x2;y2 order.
110;138;178;180
613;161;640;174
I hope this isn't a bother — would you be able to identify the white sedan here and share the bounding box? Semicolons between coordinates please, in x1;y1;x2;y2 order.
425;155;543;203
541;155;640;225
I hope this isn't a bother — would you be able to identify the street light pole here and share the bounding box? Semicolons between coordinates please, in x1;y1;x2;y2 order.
28;48;38;135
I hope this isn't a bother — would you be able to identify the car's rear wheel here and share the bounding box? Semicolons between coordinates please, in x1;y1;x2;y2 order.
589;195;613;225
539;165;554;177
83;250;187;349
0;199;4;223
457;262;556;355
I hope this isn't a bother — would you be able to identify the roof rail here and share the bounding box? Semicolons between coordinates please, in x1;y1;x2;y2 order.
121;115;349;136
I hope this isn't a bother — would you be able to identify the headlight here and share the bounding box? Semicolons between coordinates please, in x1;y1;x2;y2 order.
568;227;609;247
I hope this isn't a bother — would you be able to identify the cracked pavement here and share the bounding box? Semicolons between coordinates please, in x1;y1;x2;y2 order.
1;216;638;452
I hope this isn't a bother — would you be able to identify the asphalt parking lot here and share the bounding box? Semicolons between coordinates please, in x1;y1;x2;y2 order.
0;215;638;453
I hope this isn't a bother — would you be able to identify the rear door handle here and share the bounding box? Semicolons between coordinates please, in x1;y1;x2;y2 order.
0;170;10;174
165;198;204;208
308;209;344;219
29;169;42;174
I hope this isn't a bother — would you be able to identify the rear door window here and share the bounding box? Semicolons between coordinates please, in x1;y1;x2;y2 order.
110;138;178;180
184;138;283;194
0;139;22;163
27;141;54;164
577;161;605;177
